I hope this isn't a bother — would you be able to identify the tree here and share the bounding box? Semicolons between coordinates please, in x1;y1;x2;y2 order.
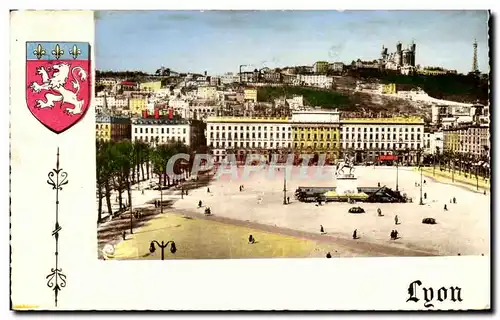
96;83;106;93
96;140;115;222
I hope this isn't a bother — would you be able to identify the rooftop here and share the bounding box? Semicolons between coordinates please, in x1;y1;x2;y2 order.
341;117;424;124
206;116;290;123
96;113;131;124
133;118;189;125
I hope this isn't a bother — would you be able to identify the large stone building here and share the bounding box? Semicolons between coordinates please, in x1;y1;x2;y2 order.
297;74;333;88
443;124;490;159
139;81;162;92
379;41;416;73
423;130;444;155
205;116;292;163
340;116;425;164
132;118;191;146
291;110;341;161
313;61;329;74
129;97;148;116
95;113;131;142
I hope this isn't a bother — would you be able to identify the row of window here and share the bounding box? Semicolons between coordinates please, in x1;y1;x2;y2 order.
341;142;421;150
209;126;290;131
134;127;187;134
210;141;292;149
135;136;187;143
343;127;422;132
295;127;338;132
296;133;337;140
96;130;129;137
341;133;421;141
210;132;291;139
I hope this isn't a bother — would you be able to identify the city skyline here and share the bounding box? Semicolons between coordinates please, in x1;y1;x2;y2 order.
96;10;489;75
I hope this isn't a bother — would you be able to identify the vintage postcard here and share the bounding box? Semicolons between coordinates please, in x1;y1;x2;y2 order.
10;9;491;311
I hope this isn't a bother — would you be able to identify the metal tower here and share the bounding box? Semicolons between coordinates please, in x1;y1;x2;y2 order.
472;39;479;73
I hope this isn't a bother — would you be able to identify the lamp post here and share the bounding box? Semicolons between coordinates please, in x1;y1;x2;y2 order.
283;167;287;205
433;151;436;177
419;165;424;205
395;157;399;192
149;240;177;260
159;182;164;213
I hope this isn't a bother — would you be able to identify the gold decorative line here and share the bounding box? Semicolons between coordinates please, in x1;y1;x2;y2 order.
13;304;40;310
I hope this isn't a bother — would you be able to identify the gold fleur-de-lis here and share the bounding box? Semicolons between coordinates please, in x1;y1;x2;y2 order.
69;45;82;60
33;44;46;60
51;44;64;60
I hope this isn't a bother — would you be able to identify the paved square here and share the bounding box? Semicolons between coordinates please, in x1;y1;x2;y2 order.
174;165;490;256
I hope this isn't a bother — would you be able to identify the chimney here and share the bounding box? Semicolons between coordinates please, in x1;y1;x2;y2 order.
154;108;160;119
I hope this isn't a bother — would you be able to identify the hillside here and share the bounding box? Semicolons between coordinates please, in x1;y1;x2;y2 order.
349;70;489;105
257;85;419;115
257;86;354;110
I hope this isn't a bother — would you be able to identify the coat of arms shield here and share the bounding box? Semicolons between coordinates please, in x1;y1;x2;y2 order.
26;42;91;134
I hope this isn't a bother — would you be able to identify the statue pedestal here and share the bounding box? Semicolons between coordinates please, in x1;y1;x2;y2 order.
336;174;358;195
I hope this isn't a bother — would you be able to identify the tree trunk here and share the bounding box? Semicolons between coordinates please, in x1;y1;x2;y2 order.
117;177;123;210
97;184;103;223
127;178;132;210
104;180;113;219
140;163;145;182
146;161;150;180
131;165;136;184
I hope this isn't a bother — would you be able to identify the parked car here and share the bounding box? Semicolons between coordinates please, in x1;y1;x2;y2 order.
348;206;365;214
422;218;437;225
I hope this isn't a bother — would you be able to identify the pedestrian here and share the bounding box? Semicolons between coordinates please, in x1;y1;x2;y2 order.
377;208;382;216
239;185;242;192
394;230;399;239
287;196;290;204
424;192;427;199
444;204;448;211
186;189;188;196
326;252;332;258
453;197;456;204
424;180;427;184
248;235;255;244
154;200;157;208
122;231;126;240
415;182;417;187
320;225;325;234
352;229;358;240
207;187;210;193
141;189;144;195
394;215;399;225
198;200;202;208
390;230;395;240
378;182;381;187
484;190;487;195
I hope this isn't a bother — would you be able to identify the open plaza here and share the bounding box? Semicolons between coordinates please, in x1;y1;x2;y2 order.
100;165;490;260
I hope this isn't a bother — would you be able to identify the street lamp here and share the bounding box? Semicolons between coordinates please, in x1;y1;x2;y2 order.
419;165;424;205
283;166;287;205
395;157;399;192
149;240;177;260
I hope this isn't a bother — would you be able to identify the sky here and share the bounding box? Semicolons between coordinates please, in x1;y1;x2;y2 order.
95;10;489;75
